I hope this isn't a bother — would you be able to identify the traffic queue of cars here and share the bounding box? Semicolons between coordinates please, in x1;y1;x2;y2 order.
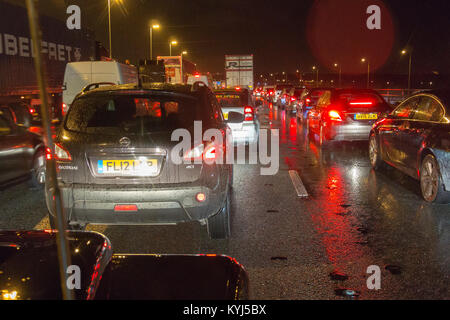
258;86;450;203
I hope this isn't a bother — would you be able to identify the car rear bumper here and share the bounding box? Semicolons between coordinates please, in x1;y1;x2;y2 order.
328;123;372;141
46;181;227;226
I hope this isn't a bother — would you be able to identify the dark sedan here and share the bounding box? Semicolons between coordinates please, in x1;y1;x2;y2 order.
369;90;450;203
0;108;46;188
45;83;240;239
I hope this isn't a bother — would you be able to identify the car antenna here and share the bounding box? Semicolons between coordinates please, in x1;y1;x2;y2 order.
26;0;75;300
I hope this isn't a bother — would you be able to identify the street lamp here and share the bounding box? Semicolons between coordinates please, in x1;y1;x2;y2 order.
149;23;160;60
361;58;370;88
401;49;413;92
312;66;319;87
169;40;177;56
334;63;342;87
107;0;113;58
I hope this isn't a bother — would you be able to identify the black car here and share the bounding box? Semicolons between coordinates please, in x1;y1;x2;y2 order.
0;230;249;300
370;90;450;203
307;88;392;146
45;82;243;239
0;107;46;188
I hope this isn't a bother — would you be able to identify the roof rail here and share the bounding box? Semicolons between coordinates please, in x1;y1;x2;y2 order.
191;81;207;92
81;82;117;94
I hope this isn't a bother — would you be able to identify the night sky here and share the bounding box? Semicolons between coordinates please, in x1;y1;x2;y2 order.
22;0;450;75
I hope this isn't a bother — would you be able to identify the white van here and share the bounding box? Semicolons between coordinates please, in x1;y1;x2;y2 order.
186;73;213;88
62;61;138;115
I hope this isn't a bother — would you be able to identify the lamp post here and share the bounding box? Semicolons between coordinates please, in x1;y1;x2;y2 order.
312;66;319;87
107;0;112;58
149;24;160;60
169;40;177;56
334;63;342;87
361;58;370;88
401;49;412;92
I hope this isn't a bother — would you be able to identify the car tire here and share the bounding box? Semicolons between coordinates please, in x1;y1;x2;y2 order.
420;154;450;204
369;134;385;170
29;150;46;189
207;191;231;239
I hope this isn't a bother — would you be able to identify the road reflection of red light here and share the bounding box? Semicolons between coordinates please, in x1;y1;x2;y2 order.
308;166;364;272
281;111;286;142
289;117;297;144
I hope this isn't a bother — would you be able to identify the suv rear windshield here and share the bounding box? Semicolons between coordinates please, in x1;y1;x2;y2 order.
65;93;202;135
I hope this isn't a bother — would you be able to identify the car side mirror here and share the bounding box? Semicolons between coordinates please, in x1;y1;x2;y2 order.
226;111;245;123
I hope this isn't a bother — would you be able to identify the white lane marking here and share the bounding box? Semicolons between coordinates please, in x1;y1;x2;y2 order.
289;170;308;198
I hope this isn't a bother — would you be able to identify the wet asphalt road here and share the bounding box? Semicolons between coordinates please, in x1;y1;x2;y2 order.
1;100;449;299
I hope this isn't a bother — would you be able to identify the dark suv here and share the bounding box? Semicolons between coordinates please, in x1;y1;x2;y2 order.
45;83;241;239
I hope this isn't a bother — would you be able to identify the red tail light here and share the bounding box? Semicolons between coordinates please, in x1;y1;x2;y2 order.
305;98;311;106
349;101;373;106
62;103;69;116
114;204;138;212
291;97;296;101
195;192;206;202
29;108;36;114
45;147;52;160
184;143;217;162
328;110;343;122
47;143;72;161
244;106;254;121
203;144;216;160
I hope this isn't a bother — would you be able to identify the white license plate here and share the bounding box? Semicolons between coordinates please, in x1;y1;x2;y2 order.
97;159;158;175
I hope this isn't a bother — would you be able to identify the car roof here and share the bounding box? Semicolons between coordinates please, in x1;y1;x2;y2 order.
411;89;450;112
214;89;246;94
80;82;204;97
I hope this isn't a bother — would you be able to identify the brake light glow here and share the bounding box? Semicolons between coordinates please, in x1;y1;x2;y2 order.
291;97;296;101
54;143;72;161
235;87;241;91
114;204;138;212
244;106;254;121
195;192;206;202
349;101;373;106
62;103;69;116
184;143;217;162
45;147;52;160
328;110;343;121
194;73;201;78
203;145;216;160
29;108;36;114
